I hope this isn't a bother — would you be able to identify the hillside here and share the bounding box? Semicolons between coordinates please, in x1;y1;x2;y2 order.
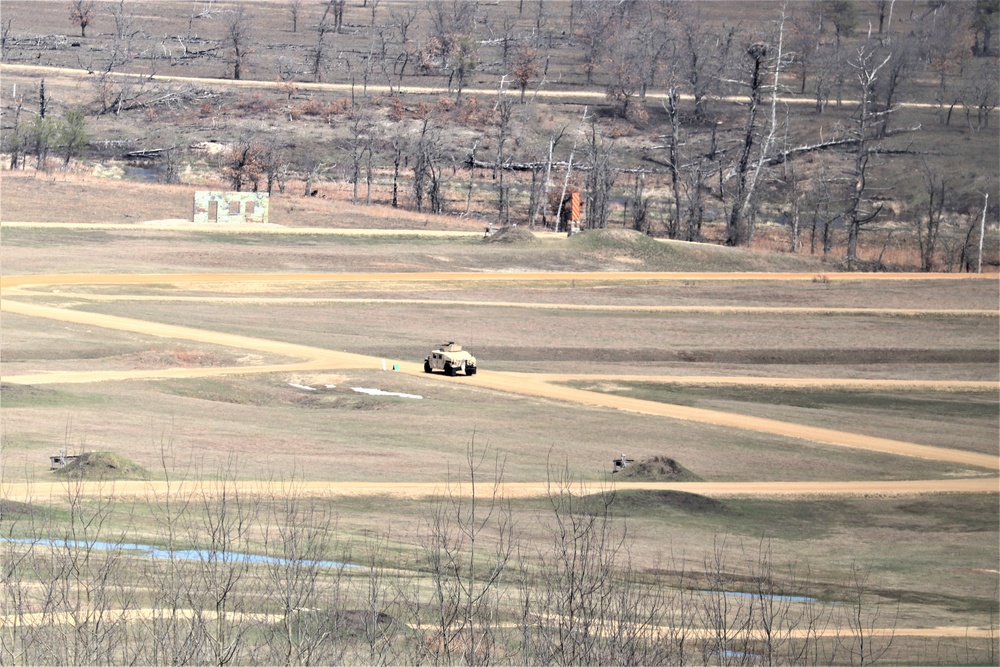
0;0;997;271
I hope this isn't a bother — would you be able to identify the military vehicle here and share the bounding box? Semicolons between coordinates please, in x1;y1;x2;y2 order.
424;342;477;376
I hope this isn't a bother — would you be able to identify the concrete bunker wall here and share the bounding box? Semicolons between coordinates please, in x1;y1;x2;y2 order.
193;191;269;224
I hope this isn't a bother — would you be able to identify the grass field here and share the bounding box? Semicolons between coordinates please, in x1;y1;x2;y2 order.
2;191;998;662
1;0;998;661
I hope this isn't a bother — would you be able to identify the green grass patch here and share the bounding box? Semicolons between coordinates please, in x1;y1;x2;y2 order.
0;383;108;409
191;232;481;247
529;492;1000;543
571;382;1000;422
721;494;999;540
0;228;120;247
894;495;1000;533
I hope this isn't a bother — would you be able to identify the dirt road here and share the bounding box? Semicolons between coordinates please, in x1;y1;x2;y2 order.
0;63;952;110
3;271;998;491
3;604;991;639
3;478;997;504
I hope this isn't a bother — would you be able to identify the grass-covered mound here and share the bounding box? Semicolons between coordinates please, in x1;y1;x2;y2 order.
52;451;149;480
568;228;669;260
570;488;724;517
568;227;824;272
0;499;39;520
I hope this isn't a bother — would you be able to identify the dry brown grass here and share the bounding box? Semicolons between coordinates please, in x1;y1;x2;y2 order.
1;35;998;650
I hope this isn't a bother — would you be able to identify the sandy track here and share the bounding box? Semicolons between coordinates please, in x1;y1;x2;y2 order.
3;271;998;494
8;288;997;318
4;478;998;504
4;271;995;291
525;374;999;391
0;63;951;110
2;604;990;638
0;607;991;639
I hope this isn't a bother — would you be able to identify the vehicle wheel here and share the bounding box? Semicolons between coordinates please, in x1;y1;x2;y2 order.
424;360;432;373
467;366;477;376
444;362;455;376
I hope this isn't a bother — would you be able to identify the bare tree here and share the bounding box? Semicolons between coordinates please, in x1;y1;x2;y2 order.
844;42;892;267
413;116;443;214
93;0;156;116
259;138;288;195
677;10;736;124
140;433;202;666
390;6;417;45
450;35;477;103
223;132;264;191
493;91;515;224
662;87;685;239
789;4;822;94
972;0;999;56
347;104;375;204
224;4;254;80
68;0;95;38
871;37;915;138
185;460;261;666
600;1;671;119
840;561;898;667
533;467;629;664
808;164;839;257
584;120;617;229
626;171;650;234
511;44;539;104
960;60;999;130
825;0;860;49
311;2;336;82
918;163;948;271
1;17;13;61
4;89;27;169
357;534;408;665
603;20;650;120
390;131;404;208
529;127;565;227
736;8;791;247
724;42;770;246
260;478;338;666
920;3;973;125
424;0;479;100
330;0;345;33
288;0;302;33
577;0;612;86
421;439;514;666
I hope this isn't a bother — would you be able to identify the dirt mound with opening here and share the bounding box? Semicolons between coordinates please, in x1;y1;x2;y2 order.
484;226;539;244
52;452;149;480
616;456;701;482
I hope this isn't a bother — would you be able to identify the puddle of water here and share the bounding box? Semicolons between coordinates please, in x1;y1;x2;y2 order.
698;589;817;604
708;649;765;659
289;382;423;399
350;387;423;399
124;163;170;183
2;537;355;569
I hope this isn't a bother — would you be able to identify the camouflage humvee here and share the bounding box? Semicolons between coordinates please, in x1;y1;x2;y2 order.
424;342;477;376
